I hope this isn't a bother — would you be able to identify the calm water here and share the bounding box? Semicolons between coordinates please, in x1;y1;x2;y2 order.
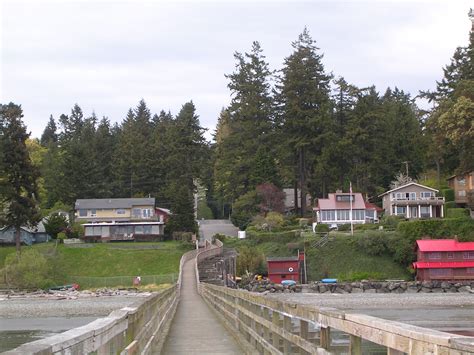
0;317;97;352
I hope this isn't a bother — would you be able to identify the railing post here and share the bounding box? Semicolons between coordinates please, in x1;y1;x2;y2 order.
299;320;309;355
320;326;330;350
272;311;281;351
349;335;362;355
262;307;271;350
283;315;292;353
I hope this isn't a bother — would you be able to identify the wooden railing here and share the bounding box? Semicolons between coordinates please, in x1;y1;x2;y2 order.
199;282;474;354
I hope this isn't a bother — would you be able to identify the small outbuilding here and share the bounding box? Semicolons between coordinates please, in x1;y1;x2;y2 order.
413;238;474;281
267;251;305;284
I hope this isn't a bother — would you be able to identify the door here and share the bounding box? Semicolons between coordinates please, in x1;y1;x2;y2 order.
410;206;418;218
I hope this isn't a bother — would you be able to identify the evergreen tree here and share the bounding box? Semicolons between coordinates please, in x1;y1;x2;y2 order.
214;42;276;203
40;115;58;146
276;28;332;214
0;103;40;255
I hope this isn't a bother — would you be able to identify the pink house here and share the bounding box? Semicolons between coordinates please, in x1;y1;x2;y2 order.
313;191;380;226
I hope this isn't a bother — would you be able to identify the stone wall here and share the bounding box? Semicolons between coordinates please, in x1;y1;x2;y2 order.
305;280;474;294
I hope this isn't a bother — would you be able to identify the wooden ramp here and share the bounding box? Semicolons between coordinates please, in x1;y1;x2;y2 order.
161;259;241;354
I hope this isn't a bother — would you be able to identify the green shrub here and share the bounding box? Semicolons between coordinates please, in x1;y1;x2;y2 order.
236;246;266;276
441;188;455;202
3;249;54;289
355;231;390;256
231;191;260;230
246;230;300;244
381;215;404;229
197;201;213;219
315;224;329;233
446;208;470;219
338;224;351;231
298;218;310;228
397;218;474;241
354;224;379;231
445;201;456;209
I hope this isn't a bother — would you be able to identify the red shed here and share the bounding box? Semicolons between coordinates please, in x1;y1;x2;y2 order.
267;251;305;284
413;239;474;281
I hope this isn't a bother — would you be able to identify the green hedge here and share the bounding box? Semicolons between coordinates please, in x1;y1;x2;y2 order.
445;201;457;209
246;230;301;244
441;188;455;202
446;208;470;219
397;218;474;241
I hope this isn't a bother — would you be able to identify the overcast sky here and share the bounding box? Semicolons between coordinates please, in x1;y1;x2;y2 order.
1;0;472;141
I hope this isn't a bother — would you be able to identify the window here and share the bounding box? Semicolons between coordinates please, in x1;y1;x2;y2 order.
429;252;441;260
447;252;454;259
430;268;451;277
116;209;126;215
336;210;350;221
457;177;466;185
396;206;406;216
90;209;97;217
421;192;434;199
395;193;405;200
79;209;87;217
321;210;335;221
134;226;143;234
463;252;474;259
409;192;416;200
353;210;365;220
143;209;153;218
336;195;354;202
467;268;474;274
132;208;141;218
459;190;466;197
143;225;152;234
85;227;94;236
93;226;102;235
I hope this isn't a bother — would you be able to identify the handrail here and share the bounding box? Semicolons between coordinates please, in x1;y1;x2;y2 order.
195;239;224;294
200;283;474;354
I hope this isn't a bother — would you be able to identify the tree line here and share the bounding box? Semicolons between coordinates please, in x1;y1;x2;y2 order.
1;26;473;243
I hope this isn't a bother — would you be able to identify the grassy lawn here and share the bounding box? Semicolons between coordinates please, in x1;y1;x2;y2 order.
0;241;192;286
222;231;410;281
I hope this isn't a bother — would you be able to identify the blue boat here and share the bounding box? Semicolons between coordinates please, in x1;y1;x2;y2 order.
321;278;337;283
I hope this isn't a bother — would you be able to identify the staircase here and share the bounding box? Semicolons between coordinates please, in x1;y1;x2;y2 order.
198;249;237;286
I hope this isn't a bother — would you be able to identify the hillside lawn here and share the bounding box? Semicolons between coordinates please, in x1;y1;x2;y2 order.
223;232;410;281
0;241;192;286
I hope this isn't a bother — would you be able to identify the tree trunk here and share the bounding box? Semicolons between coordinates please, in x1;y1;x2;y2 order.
15;226;21;258
293;179;298;215
299;147;306;217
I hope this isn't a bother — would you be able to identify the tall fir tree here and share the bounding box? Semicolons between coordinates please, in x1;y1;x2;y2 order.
275;28;332;214
40;115;58;146
0;103;40;255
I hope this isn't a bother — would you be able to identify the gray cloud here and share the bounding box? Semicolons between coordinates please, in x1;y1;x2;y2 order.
1;0;472;140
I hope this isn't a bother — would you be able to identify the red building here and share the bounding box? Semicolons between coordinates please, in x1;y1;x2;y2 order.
267;252;305;284
413;239;474;281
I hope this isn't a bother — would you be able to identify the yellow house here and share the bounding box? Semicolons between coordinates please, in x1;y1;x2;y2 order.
75;198;166;241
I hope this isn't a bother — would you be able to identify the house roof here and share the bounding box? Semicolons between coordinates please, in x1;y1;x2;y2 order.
416;239;474;252
413;261;474;269
75;198;155;210
364;201;383;212
156;207;171;214
267;256;300;262
378;182;438;197
314;192;366;210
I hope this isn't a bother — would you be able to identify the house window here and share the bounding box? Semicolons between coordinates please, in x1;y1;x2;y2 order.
85;227;94;236
447;252;454;259
457;177;466;185
321;210;335;221
421;192;434;199
336;195;354;202
336;210;350;221
142;209;153;218
353;210;365;220
467;268;474;274
395;193;405;200
459;190;466;197
132;208;141;218
116;209;126;215
429;252;441;260
79;209;87;217
134;225;143;234
90;209;97;217
409;192;416;200
93;226;102;235
463;252;474;259
143;225;152;234
396;206;406;216
429;268;451;277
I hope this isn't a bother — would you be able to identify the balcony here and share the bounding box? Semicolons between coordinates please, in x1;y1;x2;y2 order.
391;197;445;206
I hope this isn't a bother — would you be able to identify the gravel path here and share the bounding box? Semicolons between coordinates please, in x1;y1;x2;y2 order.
0;295;142;318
